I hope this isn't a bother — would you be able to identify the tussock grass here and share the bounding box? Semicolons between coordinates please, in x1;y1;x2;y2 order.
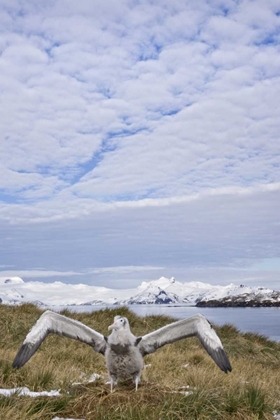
0;304;279;419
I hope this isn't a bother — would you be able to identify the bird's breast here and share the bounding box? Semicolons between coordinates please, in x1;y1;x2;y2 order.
106;345;144;379
109;343;131;355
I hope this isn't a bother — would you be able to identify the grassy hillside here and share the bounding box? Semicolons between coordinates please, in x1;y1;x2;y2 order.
0;304;279;419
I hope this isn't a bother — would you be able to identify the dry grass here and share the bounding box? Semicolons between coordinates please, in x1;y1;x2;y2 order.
0;304;279;419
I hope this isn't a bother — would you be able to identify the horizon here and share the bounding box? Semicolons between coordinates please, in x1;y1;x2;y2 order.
1;0;280;290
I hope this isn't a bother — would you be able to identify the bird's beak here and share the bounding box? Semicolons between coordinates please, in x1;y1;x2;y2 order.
108;323;115;331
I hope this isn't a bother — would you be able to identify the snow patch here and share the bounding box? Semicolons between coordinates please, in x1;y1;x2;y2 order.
52;418;85;420
0;277;25;285
0;387;61;397
171;386;195;397
72;372;102;385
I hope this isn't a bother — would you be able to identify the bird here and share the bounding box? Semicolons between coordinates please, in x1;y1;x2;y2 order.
12;311;232;391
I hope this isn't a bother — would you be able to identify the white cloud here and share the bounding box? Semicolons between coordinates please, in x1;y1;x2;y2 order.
0;265;164;279
0;269;81;278
0;184;279;288
0;0;279;287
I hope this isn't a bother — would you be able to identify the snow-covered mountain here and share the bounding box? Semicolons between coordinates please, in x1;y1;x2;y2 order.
0;276;134;306
0;276;279;307
122;282;181;304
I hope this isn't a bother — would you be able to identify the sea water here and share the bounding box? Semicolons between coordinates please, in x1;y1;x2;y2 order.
48;305;280;342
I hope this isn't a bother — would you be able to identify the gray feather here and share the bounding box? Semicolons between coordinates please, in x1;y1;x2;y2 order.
139;314;232;373
12;311;106;368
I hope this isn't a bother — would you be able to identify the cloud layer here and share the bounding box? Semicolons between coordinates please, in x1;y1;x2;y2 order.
0;0;280;287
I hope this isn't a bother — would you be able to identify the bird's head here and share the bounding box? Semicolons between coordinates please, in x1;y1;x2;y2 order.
108;316;130;332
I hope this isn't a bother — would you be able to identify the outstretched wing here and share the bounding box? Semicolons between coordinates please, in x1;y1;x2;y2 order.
13;310;107;368
138;314;232;373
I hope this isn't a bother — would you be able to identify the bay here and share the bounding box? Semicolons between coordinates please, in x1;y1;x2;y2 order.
48;305;280;342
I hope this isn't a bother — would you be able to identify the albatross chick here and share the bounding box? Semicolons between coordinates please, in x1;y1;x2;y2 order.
13;312;232;391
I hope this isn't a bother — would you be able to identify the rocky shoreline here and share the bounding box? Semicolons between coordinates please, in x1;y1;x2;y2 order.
196;298;280;308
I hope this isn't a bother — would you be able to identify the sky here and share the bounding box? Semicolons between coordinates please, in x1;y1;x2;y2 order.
0;0;280;289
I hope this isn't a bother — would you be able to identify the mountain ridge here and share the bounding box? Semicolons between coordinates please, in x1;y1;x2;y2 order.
0;276;279;307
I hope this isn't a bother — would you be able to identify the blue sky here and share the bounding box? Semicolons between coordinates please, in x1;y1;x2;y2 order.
0;0;280;288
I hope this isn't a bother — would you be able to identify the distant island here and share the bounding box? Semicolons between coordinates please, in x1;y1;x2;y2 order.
197;297;280;307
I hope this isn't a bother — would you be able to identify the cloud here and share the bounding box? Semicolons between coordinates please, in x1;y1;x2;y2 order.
1;184;279;288
0;269;82;278
0;0;279;287
0;265;163;280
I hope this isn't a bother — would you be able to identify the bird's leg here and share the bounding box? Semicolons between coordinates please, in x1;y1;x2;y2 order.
134;376;140;391
109;375;117;393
